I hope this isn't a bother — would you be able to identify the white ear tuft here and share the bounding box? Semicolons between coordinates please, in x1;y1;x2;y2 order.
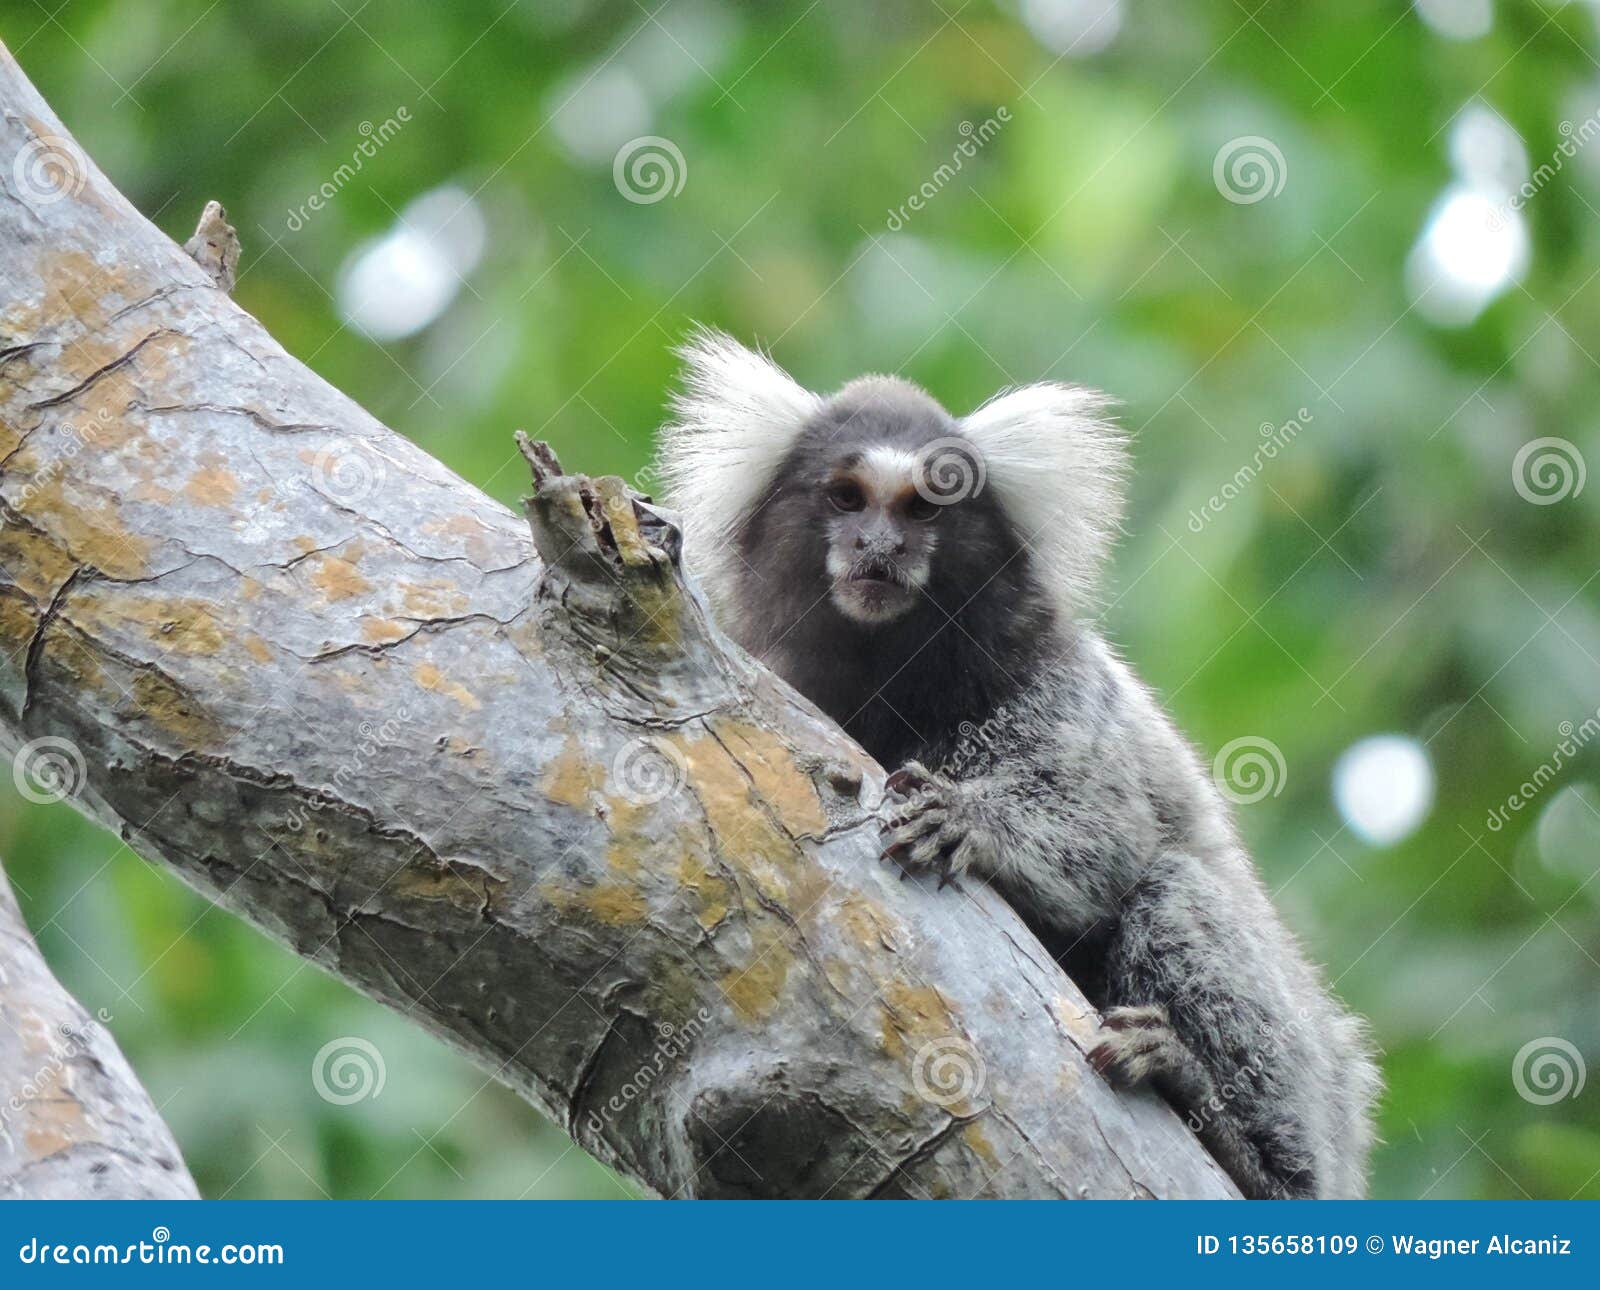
961;382;1128;623
653;326;820;616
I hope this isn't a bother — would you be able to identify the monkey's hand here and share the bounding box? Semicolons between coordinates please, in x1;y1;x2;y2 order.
879;761;984;890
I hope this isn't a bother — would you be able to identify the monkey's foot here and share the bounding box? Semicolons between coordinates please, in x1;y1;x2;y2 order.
1087;1005;1194;1087
879;761;977;890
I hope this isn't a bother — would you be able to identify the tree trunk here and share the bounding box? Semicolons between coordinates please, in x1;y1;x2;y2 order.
0;43;1236;1199
0;862;198;1199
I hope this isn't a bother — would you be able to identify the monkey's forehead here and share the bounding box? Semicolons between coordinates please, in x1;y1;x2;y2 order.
829;444;927;502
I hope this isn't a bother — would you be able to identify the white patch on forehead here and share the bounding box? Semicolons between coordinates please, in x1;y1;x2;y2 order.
857;445;921;500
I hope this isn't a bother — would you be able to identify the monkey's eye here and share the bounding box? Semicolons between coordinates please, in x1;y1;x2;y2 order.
905;493;941;522
826;480;866;513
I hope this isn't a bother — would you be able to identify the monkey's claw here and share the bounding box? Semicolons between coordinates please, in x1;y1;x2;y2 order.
885;760;939;797
880;763;973;890
1088;1004;1187;1087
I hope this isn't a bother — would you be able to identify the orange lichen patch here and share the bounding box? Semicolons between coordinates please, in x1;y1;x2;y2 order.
1051;996;1100;1049
841;897;899;955
0;592;40;661
885;980;957;1030
242;635;274;664
401;581;470;618
32;623;105;696
27;333;185;453
23;1092;90;1161
720;929;792;1022
24;247;122;334
4;1008;52;1060
502;618;544;667
421;513;498;561
882;980;962;1063
710;718;828;837
879;1006;907;1062
129;670;222;746
0;521;77;602
677;847;734;932
360;617;410;644
678;729;836;923
126;481;175;505
309;553;372;603
9;476;151;579
182;457;241;508
678;733;785;853
541;880;648;927
961;1122;1002;1172
541;730;596;810
71;595;225;657
413;661;481;710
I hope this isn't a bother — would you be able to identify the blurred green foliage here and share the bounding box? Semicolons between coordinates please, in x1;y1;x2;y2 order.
3;0;1599;1199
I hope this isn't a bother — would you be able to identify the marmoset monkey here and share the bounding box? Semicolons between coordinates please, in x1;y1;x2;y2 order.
654;329;1380;1199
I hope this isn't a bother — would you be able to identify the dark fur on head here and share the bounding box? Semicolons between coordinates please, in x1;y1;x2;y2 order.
732;376;1057;767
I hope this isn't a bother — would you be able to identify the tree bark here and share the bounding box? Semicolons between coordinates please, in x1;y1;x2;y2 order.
0;43;1236;1199
0;862;198;1199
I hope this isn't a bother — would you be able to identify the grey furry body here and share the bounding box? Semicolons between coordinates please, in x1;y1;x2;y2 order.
655;329;1380;1198
901;632;1377;1199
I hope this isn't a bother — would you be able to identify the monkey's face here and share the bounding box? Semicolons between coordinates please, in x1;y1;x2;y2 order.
818;446;946;625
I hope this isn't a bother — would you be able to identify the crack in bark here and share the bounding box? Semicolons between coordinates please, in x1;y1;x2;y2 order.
27;328;179;411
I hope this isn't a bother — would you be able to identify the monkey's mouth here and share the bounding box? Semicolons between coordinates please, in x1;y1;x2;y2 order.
845;556;910;590
833;557;917;624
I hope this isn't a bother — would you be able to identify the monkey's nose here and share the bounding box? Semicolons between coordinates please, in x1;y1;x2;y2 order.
893;540;907;555
853;534;867;550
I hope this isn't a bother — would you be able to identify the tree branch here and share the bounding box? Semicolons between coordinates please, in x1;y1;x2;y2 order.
0;861;198;1199
0;43;1236;1198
